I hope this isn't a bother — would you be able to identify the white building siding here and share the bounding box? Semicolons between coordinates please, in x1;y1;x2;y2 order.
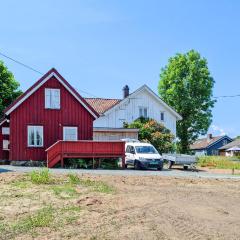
94;89;178;136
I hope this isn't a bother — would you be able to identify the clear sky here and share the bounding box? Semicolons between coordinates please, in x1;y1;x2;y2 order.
1;0;240;137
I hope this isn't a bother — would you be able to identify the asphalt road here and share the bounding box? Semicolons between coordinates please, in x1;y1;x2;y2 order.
1;165;240;179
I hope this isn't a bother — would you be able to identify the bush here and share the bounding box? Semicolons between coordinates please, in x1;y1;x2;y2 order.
29;168;52;184
197;156;240;169
125;118;174;153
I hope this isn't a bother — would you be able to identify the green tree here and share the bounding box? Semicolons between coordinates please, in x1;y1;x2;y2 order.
124;117;175;153
158;50;215;153
0;61;22;117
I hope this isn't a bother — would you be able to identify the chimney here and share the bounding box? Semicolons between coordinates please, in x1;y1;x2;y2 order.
123;85;129;98
207;133;212;141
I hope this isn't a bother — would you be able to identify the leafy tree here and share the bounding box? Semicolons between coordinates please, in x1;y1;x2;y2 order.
0;61;22;117
158;50;215;153
124;117;175;153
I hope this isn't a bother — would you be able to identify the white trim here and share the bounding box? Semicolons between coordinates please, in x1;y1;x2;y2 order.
93;127;139;132
63;126;78;141
5;72;98;119
0;119;7;126
103;85;182;120
27;125;44;147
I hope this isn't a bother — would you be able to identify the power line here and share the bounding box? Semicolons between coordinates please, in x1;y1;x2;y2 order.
213;94;240;99
0;51;99;98
0;51;43;75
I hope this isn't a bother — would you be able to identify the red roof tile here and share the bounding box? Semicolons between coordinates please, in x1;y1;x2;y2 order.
85;98;121;114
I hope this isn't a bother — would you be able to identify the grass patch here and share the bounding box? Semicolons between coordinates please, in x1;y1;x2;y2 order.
12;206;54;233
78;178;115;193
67;173;115;193
29;168;53;184
11;180;31;189
62;205;82;212
51;185;79;199
68;173;80;184
197;156;240;170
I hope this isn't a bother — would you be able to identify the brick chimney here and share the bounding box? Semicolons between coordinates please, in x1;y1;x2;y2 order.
123;85;129;98
207;133;212;142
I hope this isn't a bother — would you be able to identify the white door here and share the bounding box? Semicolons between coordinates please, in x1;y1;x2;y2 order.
63;127;78;141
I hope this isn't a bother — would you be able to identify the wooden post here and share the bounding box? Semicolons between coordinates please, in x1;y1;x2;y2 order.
61;154;64;168
122;156;125;169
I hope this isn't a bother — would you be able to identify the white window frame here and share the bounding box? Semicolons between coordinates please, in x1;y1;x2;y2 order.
160;111;165;121
45;88;60;109
3;140;9;150
27;126;44;147
139;107;148;118
63;127;78;141
2;127;10;135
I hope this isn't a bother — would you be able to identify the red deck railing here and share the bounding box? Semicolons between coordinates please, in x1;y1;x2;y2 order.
45;140;125;168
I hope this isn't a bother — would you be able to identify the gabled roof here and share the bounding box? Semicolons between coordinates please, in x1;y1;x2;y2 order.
190;135;232;150
89;84;182;120
4;68;99;119
85;98;121;115
219;139;240;150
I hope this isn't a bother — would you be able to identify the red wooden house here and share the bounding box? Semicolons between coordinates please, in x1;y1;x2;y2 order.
0;68;101;163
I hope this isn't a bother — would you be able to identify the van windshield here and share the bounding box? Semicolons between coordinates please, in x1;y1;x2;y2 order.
135;146;157;154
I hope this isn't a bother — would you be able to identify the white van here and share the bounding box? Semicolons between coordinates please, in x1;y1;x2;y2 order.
125;141;163;170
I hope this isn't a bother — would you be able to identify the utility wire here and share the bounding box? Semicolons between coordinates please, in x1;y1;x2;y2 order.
213;94;240;99
0;51;43;75
1;51;240;99
0;51;99;98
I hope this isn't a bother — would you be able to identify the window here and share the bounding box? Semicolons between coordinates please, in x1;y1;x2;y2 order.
45;88;60;109
126;145;135;154
2;127;10;135
28;126;43;147
139;107;148;118
63;127;78;141
135;146;157;154
222;139;228;146
212;149;219;155
3;140;9;150
160;112;165;121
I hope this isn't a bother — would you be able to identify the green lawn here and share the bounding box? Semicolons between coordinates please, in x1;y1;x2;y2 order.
197;156;240;169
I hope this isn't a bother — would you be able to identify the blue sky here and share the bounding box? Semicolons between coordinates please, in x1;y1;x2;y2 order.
1;0;240;137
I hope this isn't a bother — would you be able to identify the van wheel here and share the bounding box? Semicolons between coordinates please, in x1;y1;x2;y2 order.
134;161;141;170
183;166;188;170
125;164;128;169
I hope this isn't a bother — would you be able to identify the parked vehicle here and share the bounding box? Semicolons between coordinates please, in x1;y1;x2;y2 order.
124;141;164;170
162;154;197;170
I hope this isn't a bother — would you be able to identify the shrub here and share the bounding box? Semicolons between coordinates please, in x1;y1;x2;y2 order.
67;173;80;184
29;168;52;184
197;156;240;169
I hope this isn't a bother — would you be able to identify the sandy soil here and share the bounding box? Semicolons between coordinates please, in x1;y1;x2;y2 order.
0;173;240;240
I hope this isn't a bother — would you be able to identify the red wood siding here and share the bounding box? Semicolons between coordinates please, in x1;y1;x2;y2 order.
9;76;94;161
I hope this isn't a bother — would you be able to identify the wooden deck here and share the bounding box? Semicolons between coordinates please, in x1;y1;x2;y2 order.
46;140;125;168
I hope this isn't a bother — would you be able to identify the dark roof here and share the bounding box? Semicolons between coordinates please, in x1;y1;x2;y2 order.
219;139;240;150
85;98;121;115
190;135;229;150
4;68;99;119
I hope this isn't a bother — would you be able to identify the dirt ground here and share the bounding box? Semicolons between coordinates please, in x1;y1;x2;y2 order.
0;172;240;240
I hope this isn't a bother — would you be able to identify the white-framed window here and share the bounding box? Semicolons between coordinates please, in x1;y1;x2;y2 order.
139;107;148;118
160;112;165;121
63;127;78;141
3;140;9;150
28;126;43;147
2;127;10;135
222;139;228;146
45;88;60;109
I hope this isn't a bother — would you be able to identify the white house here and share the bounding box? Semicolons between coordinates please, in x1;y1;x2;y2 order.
85;85;182;140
